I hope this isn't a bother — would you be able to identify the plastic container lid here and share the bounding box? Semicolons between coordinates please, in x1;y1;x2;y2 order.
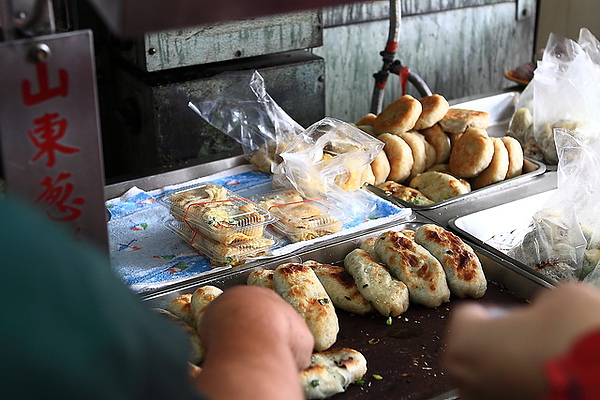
165;219;278;267
157;183;275;245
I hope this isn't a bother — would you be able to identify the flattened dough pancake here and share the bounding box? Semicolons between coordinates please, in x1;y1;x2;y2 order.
167;293;195;327
409;171;471;202
190;285;223;332
304;260;374;315
378;133;414;183
373;95;422;134
397;131;427;180
274;263;339;351
439;108;491;133
370;149;391;185
356;113;377;126
414;94;450;130
374;230;450;308
246;268;276;289
470;137;510;189
344;248;409;317
414;224;487;299
449;128;494;178
500;136;524;179
420;124;451;164
301;347;368;400
376;180;434;206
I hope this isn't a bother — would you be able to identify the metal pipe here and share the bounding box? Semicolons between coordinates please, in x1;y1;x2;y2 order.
370;0;400;115
370;0;433;115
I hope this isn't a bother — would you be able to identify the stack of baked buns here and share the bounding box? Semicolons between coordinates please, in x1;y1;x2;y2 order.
354;93;533;205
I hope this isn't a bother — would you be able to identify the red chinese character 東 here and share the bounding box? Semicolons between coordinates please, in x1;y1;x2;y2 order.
28;112;79;167
36;172;85;222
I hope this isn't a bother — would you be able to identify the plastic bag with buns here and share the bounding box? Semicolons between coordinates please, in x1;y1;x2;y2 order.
508;129;600;283
508;28;600;164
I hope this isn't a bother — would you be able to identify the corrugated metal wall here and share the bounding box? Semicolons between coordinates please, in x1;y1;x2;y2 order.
314;0;537;122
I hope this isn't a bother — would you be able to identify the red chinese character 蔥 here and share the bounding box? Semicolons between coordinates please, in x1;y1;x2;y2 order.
21;62;69;106
28;112;79;167
36;172;85;222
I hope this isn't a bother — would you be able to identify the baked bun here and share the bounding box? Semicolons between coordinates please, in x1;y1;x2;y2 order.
414;94;450;130
440;108;491;134
414;131;436;169
409;171;471;202
378;133;414;183
420;124;451;164
500;136;524;179
397;131;428;181
449;128;494;178
370;149;391;185
356;113;377;126
470;137;510;189
373;95;422;135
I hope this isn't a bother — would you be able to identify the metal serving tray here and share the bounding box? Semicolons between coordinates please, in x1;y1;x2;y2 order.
143;215;550;400
449;189;561;287
365;157;545;211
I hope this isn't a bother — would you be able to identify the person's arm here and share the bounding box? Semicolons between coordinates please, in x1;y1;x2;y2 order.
443;282;600;400
193;285;314;400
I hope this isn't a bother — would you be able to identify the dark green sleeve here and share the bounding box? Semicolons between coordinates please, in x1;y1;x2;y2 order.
0;196;207;400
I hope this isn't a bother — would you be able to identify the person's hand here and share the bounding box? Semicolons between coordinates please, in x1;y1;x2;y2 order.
443;282;600;400
194;285;314;400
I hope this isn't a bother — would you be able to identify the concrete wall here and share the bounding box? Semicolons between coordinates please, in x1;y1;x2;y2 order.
314;1;537;123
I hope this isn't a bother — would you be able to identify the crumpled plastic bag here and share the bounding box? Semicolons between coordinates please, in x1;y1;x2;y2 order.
508;28;600;164
188;70;305;174
508;129;600;283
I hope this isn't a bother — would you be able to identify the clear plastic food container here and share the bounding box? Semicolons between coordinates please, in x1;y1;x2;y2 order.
165;219;278;266
158;183;275;245
254;189;344;242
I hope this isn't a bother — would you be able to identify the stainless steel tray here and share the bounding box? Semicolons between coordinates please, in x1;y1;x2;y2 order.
143;215;550;400
448;189;561;287
365;157;546;211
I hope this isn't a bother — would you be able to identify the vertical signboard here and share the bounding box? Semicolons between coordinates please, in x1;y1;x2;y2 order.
0;30;109;252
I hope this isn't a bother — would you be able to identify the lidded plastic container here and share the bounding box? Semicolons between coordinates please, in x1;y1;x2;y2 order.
165;219;277;266
158;183;275;245
254;189;343;242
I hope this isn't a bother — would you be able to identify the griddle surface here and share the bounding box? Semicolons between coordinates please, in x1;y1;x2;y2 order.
331;283;525;399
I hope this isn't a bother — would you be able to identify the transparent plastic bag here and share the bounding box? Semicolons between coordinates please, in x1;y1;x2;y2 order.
188;70;305;173
508;129;600;282
507;28;600;164
272;117;385;221
277;117;384;196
